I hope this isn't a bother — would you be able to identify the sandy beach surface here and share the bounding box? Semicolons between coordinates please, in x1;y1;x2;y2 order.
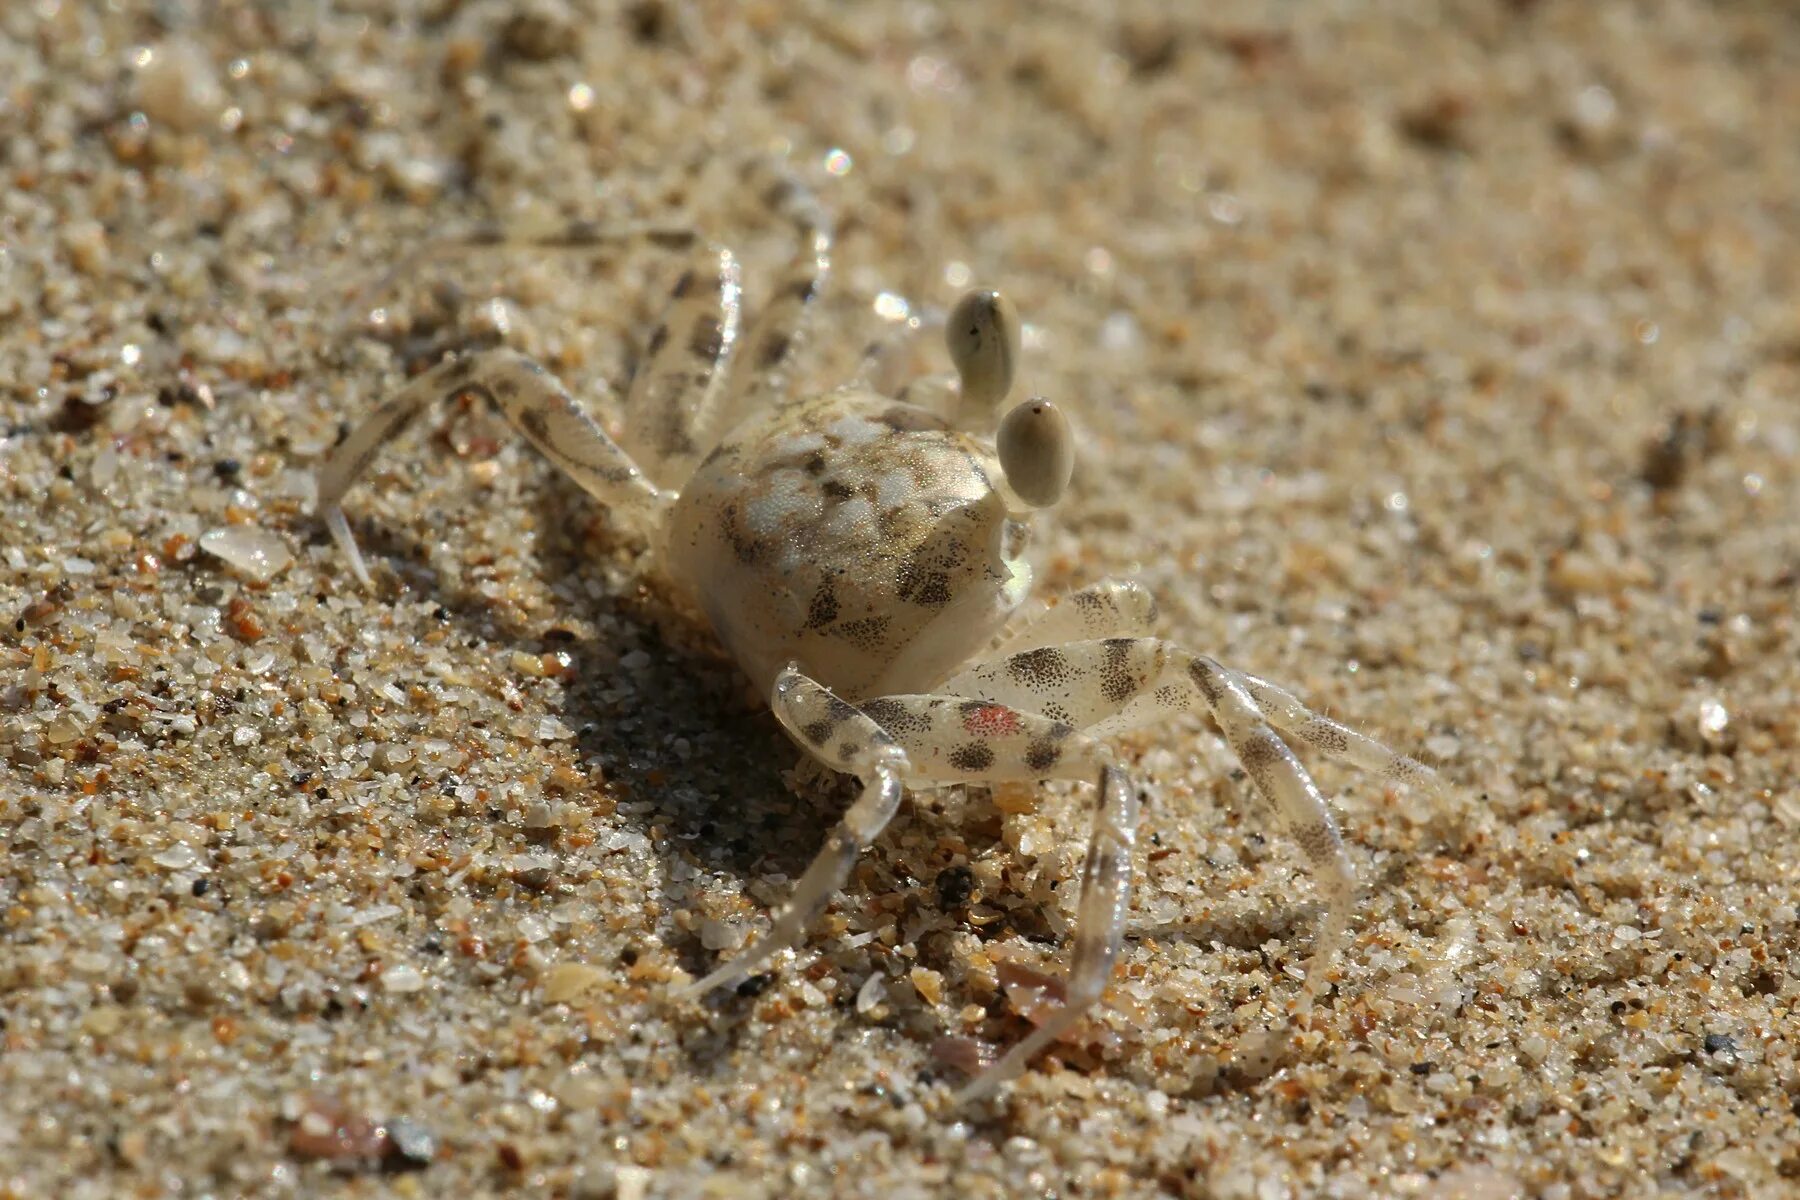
3;2;1798;1196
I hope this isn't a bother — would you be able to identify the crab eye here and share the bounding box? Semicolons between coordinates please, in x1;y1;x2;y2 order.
946;289;1021;422
996;397;1073;508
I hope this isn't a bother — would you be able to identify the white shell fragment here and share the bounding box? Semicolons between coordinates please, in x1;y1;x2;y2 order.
381;964;427;994
199;525;294;581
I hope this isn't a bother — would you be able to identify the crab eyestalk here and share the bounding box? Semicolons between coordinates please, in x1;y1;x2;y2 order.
946;288;1021;429
996;397;1073;509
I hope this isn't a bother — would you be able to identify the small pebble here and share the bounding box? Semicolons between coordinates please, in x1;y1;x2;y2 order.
381;964;426;994
153;845;198;871
909;966;943;1006
134;39;226;132
934;865;975;909
61;220;109;276
384;1118;438;1169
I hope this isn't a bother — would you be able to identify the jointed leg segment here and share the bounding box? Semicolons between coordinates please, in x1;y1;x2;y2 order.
946;631;1442;1000
315;348;667;588
722;160;833;416
617;242;745;485
679;665;1141;1103
989;578;1160;655
678;667;908;998
316;158;836;588
956;762;1136;1105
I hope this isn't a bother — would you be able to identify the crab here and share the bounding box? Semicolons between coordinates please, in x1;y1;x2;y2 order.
315;163;1445;1105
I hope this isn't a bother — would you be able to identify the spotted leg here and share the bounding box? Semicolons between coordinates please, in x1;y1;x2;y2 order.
1232;671;1446;799
990;578;1160;656
678;667;1139;1106
719;160;833;418
943;639;1444;1000
676;668;909;998
315;349;669;588
615;242;744;487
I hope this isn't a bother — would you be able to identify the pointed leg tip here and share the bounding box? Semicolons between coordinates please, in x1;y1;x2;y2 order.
674;962;749;1004
1407;759;1451;800
950;1069;1010;1110
949;1084;990;1110
321;505;376;592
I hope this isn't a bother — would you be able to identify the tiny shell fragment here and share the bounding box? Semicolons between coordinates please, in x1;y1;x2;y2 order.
996;958;1118;1050
930;1035;995;1076
199;526;294;581
544;962;606;1004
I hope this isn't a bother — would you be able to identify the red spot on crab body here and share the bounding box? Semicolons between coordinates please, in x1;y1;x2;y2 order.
962;704;1020;738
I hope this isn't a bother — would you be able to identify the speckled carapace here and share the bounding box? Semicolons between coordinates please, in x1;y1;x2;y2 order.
669;389;1031;698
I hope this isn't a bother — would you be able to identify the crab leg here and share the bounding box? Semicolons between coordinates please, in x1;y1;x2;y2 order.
315;349;667;588
719;161;833;418
944;638;1443;999
679;668;1139;1107
616;243;744;487
989;579;1160;656
677;667;908;998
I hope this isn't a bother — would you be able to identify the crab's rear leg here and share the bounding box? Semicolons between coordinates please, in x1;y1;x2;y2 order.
678;670;1139;1106
944;638;1444;1001
717;161;833;418
615;242;745;487
315;349;668;588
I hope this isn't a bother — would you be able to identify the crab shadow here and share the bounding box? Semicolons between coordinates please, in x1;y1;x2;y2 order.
525;466;870;914
516;470;901;1072
319;456;852;889
512;479;854;876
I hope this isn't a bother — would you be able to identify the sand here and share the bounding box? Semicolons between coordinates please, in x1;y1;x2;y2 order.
2;1;1797;1196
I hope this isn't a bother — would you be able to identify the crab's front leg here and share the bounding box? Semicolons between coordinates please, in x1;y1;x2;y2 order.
315;349;669;588
678;668;1140;1106
989;578;1160;655
944;638;1445;1002
677;670;908;998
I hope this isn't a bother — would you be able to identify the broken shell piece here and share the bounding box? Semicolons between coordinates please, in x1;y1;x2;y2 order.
199;525;294;582
996;958;1120;1051
931;1035;995;1077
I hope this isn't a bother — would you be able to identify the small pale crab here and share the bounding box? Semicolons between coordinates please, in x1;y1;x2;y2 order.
316;163;1444;1104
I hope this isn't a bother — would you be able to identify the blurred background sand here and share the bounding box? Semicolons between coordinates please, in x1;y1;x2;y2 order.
2;2;1797;1195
